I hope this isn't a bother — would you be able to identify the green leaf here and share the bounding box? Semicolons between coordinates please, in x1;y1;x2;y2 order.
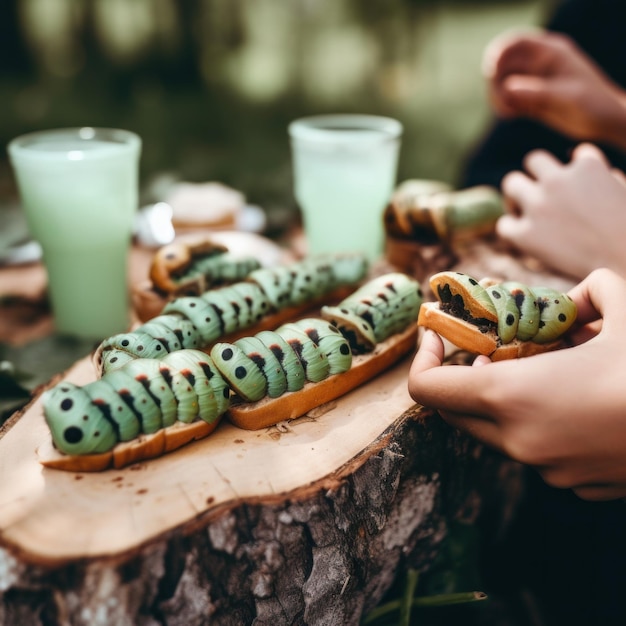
399;569;419;626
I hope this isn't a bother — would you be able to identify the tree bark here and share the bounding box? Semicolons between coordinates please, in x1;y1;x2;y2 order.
0;403;522;625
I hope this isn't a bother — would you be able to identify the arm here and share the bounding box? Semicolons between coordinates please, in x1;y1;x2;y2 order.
496;143;626;280
408;268;626;501
483;30;626;152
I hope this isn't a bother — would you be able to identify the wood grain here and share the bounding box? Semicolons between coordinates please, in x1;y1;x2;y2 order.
0;351;418;564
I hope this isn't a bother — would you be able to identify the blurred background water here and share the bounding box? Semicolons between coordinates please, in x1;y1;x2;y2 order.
0;0;556;236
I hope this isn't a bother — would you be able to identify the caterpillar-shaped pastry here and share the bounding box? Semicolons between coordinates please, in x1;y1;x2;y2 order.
384;183;504;243
149;238;262;296
42;272;422;465
44;349;231;457
44;319;351;457
96;253;368;375
418;271;577;360
321;272;424;352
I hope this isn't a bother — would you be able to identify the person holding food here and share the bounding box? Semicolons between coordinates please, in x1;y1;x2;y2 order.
425;16;626;492
410;266;626;502
411;7;626;623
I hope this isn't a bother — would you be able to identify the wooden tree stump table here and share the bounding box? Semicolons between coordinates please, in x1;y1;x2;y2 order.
0;350;522;625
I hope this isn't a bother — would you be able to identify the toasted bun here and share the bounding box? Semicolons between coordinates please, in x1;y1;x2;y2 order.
418;302;564;361
132;280;172;322
37;420;219;473
384;236;457;282
38;324;417;472
228;323;417;430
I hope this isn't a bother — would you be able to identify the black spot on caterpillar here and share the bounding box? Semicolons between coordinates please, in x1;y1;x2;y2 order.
95;253;369;375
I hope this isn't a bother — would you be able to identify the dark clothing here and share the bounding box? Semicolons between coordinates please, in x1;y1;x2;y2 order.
483;470;626;626
461;3;626;625
460;0;626;189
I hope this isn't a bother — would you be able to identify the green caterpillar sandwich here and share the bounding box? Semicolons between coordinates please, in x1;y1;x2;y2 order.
418;271;577;361
39;272;423;472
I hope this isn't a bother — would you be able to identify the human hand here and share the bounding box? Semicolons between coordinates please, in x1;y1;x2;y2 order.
497;143;626;280
408;268;626;501
482;30;626;148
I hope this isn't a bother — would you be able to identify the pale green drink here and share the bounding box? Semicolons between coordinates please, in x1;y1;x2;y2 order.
289;115;402;261
8;128;141;340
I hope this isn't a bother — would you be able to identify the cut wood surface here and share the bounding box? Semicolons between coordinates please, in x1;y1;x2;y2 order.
0;240;564;624
0;349;419;564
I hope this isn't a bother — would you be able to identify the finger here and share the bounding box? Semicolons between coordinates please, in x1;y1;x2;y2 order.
567;268;626;327
408;348;499;416
536;464;626;501
610;167;626;186
496;213;532;243
499;75;553;119
571;485;626;502
482;30;521;80
571;142;610;165
408;332;503;453
482;29;545;81
472;355;491;367
409;329;445;378
523;148;563;179
568;319;602;346
501;170;538;209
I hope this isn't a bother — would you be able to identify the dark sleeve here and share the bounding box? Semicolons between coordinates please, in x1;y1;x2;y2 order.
459;0;626;189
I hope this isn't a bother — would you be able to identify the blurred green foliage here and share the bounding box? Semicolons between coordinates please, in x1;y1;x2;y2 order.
0;0;553;234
